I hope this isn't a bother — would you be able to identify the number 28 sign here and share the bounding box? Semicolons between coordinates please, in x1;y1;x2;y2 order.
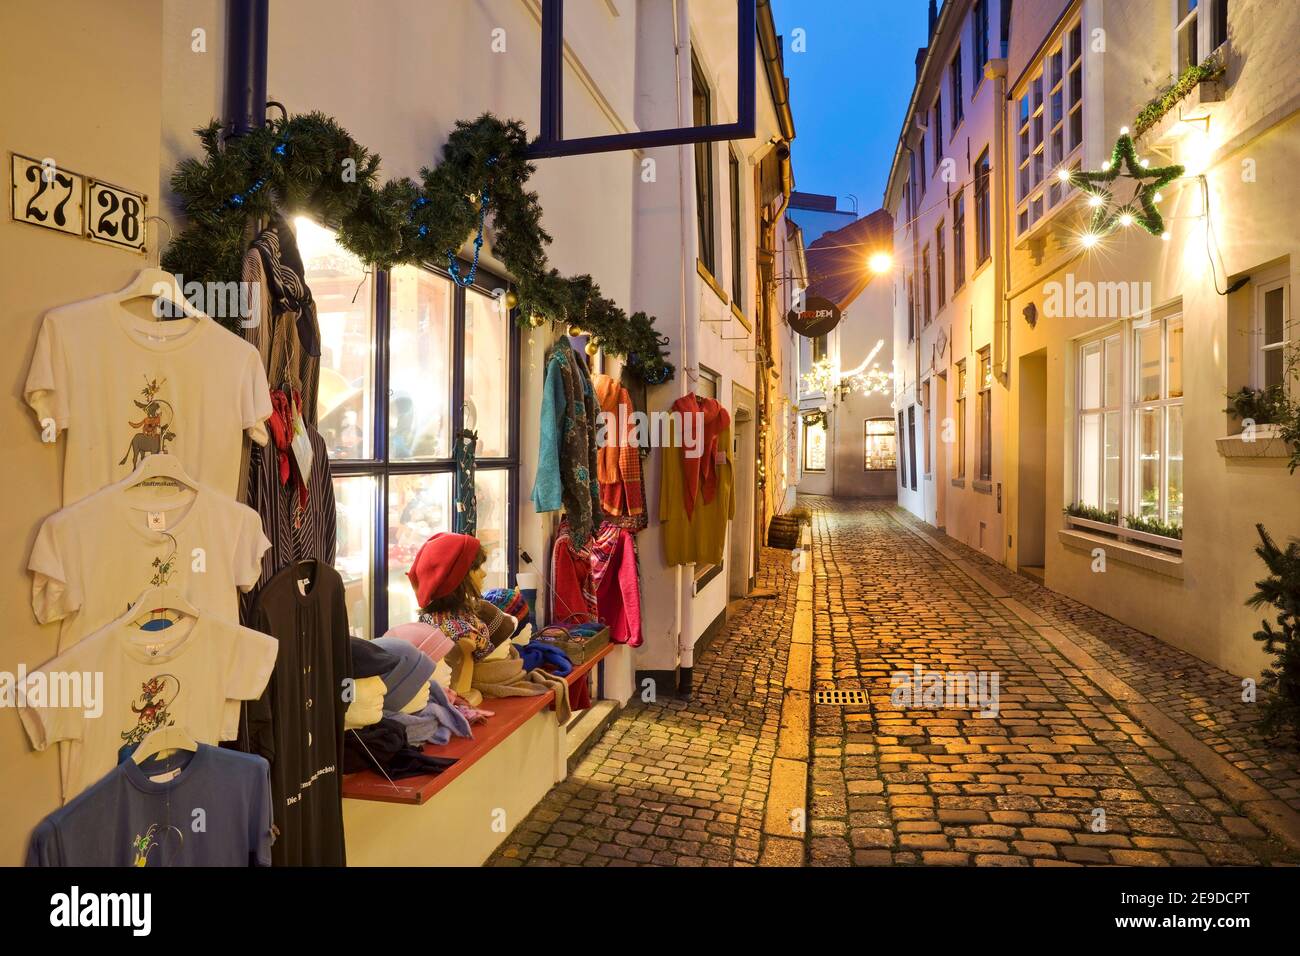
10;153;147;253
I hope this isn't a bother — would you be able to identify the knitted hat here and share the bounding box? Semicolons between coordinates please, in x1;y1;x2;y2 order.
407;532;481;608
382;621;456;663
351;637;400;679
483;587;530;626
373;637;437;713
475;601;517;655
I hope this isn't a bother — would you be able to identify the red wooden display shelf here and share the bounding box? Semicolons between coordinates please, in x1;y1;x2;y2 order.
342;640;613;805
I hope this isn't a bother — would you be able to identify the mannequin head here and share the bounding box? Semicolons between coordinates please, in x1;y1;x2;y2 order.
344;676;386;729
418;541;488;616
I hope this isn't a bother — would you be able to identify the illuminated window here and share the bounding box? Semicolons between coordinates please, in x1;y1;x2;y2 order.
865;418;897;471
803;418;827;472
1015;18;1082;235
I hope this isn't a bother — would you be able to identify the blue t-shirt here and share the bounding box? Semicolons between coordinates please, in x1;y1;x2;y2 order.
26;745;273;867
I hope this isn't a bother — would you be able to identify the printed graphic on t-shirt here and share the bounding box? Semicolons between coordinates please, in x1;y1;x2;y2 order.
119;376;177;469
150;536;179;587
132;823;185;867
119;674;180;757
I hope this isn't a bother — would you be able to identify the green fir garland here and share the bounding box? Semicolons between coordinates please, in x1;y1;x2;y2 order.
162;111;674;383
1067;132;1183;238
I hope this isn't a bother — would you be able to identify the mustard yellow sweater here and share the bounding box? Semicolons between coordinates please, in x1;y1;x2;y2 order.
660;422;735;567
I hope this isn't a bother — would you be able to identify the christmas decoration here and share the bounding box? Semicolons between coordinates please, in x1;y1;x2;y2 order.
1067;132;1183;240
568;324;583;337
504;289;520;310
1133;57;1226;138
585;339;600;357
162;111;674;383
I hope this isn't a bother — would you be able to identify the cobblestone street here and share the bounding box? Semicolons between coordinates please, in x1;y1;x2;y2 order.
490;497;1300;867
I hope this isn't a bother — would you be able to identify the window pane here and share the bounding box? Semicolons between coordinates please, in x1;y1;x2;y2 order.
805;422;827;471
1104;410;1121;514
1265;346;1285;390
1080;411;1101;507
387;472;454;624
333;475;376;638
1166;405;1183;525
1263;287;1285;345
1136;407;1161;517
865;419;897;471
1104;335;1122;407
1166;322;1183;399
1136;324;1162;402
1082;342;1102;408
474;469;510;591
464;288;511;459
298;217;375;461
388;266;453;460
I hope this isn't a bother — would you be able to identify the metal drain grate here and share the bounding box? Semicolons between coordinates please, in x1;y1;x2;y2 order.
814;688;868;706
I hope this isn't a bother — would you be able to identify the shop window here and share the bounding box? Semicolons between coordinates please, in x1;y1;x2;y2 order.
298;219;519;638
955;359;967;479
803;418;827;473
1254;275;1290;394
935;221;946;308
692;53;716;277
952;192;966;290
1076;332;1122;515
950;47;964;131
1074;309;1184;535
729;149;743;304
1015;17;1082;235
974;149;991;265
977;347;992;481
865;418;897;471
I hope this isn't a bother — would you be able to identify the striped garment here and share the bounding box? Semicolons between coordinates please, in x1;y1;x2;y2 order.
238;423;337;627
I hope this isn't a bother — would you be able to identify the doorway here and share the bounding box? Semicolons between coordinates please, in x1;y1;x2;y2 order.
1017;350;1048;575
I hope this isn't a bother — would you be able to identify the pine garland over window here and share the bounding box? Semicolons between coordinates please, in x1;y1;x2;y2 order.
163;111;674;384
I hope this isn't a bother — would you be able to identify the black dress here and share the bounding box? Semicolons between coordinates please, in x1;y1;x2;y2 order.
246;560;351;866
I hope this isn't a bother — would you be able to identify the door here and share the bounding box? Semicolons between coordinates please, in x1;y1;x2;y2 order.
1017;350;1048;569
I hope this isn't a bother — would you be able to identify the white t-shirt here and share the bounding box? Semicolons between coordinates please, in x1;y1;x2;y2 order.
25;293;272;505
19;612;278;803
30;477;270;653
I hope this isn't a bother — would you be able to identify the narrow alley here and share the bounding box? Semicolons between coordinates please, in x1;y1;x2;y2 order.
491;497;1300;867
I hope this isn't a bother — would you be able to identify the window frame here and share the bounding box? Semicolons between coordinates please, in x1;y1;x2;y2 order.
802;416;827;473
1072;309;1185;542
949;47;964;135
932;98;943;175
921;244;933;328
692;52;717;277
974;149;991;266
972;0;990;93
935;220;947;308
1253;273;1290;395
955;359;967;479
952;192;966;290
977;346;992;481
865;417;898;471
1015;17;1083;236
324;249;522;639
728;147;744;304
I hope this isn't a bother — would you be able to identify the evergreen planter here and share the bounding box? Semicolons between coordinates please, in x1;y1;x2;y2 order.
1065;514;1183;554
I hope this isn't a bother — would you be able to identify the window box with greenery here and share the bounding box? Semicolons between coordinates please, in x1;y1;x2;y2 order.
1218;385;1298;462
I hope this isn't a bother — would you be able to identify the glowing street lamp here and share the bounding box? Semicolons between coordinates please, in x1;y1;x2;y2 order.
867;252;893;275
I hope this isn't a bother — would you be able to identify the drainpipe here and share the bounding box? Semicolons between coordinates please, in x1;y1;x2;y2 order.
987;56;1010;561
224;0;269;135
672;0;696;674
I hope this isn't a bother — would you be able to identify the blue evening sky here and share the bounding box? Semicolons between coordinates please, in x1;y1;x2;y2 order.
771;0;931;216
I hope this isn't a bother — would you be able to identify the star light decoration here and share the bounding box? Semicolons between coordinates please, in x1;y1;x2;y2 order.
1066;130;1184;244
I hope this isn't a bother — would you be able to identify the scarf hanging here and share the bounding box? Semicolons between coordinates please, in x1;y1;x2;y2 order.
453;428;478;535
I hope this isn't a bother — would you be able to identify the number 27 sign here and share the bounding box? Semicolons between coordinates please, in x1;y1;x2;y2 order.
10;153;147;253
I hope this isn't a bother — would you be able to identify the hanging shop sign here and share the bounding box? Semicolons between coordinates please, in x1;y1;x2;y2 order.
787;295;841;337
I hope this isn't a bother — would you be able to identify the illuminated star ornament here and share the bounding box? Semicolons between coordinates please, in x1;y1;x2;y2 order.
1067;130;1184;241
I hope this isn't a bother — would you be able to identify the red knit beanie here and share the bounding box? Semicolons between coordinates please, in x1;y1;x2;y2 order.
407;532;481;608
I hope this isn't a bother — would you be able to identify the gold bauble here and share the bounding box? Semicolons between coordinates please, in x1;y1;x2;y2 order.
504;290;519;310
568;324;583;337
528;311;545;328
585;339;600;357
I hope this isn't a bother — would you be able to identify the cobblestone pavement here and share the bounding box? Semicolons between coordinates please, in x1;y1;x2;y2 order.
488;497;1300;866
487;546;798;866
808;497;1300;867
